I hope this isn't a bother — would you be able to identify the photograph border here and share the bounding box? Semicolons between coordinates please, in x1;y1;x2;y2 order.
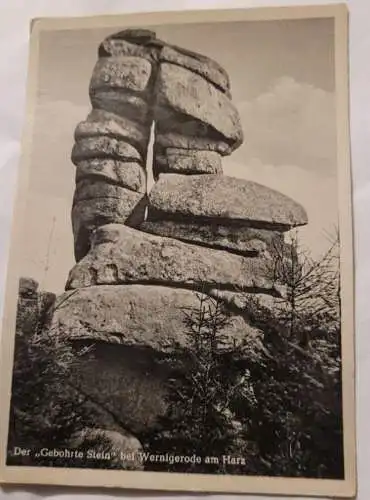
0;3;356;497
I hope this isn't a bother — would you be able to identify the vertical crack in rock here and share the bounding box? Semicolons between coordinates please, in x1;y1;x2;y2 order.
55;28;309;441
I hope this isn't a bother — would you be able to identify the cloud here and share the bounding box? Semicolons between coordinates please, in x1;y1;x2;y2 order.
234;76;337;176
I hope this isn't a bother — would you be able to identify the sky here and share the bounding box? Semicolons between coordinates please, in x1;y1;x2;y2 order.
21;17;338;293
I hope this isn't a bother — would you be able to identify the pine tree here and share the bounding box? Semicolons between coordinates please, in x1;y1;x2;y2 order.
147;288;249;474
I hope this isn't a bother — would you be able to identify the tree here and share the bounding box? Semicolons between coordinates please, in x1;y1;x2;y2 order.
146;287;253;474
239;229;343;478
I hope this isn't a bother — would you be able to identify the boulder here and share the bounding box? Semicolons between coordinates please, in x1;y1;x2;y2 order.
73;179;143;202
68;428;143;470
99;37;159;61
90;56;153;94
52;285;261;350
90;89;150;125
66;224;278;294
72;193;146;261
159;45;230;94
71;136;143;165
140;220;283;255
155;63;243;150
75;160;146;193
51;284;263;434
74;109;149;156
153;148;222;178
155;129;231;155
147;174;308;229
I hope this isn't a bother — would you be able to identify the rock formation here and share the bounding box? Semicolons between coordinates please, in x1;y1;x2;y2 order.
51;29;308;450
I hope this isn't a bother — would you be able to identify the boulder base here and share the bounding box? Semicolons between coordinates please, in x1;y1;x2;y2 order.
51;284;264;434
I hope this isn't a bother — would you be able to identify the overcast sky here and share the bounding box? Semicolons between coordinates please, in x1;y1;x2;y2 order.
22;17;338;293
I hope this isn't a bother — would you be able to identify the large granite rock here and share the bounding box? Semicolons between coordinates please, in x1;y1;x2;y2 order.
155;63;243;150
153;147;222;178
72;193;146;262
75;160;146;193
155;129;232;155
66;224;279;294
74;109;149;157
140;220;283;256
51;284;263;434
72;137;143;165
89;90;150;125
147;174;308;230
90;56;153;94
98;29;231;94
52;285;261;350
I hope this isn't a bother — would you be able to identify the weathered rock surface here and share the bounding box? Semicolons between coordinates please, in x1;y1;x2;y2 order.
140;220;283;256
52;285;261;350
99;36;159;61
51;284;263;433
147;174;308;229
159;45;230;94
98;29;231;94
74;110;149;156
72;193;146;261
68;428;143;469
209;288;285;315
75;159;146;193
89;89;150;125
72;137;143;165
66;224;278;294
155;63;243;150
153;148;222;178
90;56;153;94
73;179;143;202
155;129;232;155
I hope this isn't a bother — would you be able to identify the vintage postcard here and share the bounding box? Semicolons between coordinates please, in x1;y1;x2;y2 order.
0;3;356;497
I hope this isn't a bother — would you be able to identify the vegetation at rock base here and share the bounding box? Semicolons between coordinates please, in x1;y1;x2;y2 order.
144;287;256;474
146;229;343;478
7;228;343;478
6;281;130;469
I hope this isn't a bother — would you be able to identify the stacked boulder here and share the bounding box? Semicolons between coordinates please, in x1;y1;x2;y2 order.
51;29;308;449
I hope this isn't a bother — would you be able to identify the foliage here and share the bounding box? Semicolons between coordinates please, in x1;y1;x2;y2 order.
7;283;97;467
240;229;343;478
147;229;343;479
146;289;253;473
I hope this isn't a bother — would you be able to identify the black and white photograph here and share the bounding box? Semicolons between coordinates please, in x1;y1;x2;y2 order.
0;4;355;498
